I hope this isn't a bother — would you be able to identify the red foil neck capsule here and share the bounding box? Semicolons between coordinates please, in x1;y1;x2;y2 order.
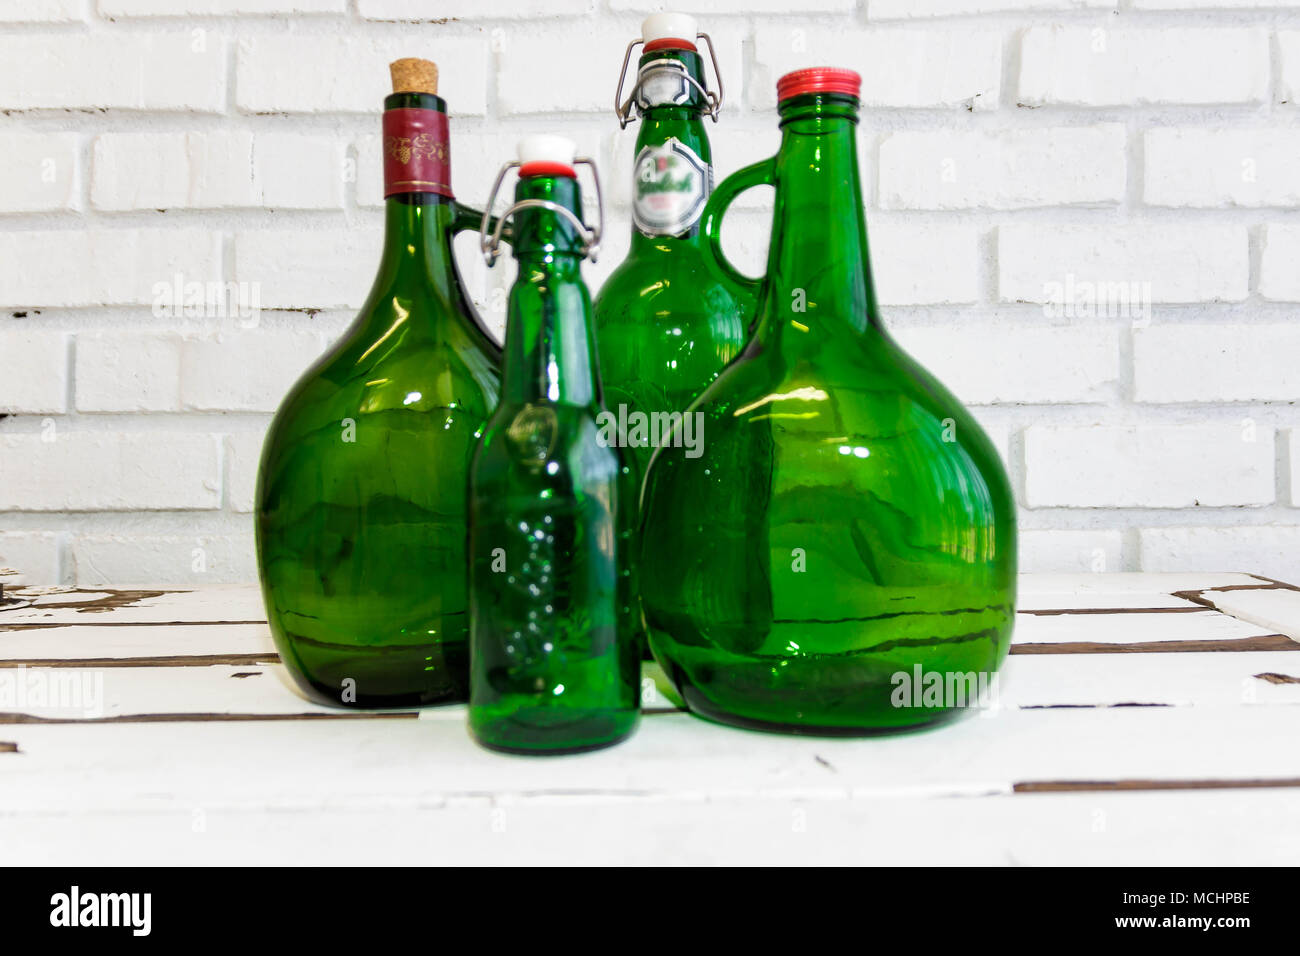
382;107;453;198
777;67;862;102
644;37;698;53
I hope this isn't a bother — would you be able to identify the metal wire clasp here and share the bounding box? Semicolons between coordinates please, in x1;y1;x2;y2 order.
613;32;723;129
479;158;605;266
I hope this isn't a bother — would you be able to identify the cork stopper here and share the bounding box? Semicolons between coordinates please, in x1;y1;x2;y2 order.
389;58;438;95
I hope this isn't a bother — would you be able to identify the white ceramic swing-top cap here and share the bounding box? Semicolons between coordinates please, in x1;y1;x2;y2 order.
642;13;696;44
517;134;576;167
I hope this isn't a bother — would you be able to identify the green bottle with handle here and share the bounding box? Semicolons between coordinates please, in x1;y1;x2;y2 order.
638;68;1017;735
596;12;753;658
468;136;640;755
255;59;501;708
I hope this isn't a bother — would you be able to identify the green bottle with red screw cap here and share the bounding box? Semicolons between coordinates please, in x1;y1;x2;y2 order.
638;68;1018;735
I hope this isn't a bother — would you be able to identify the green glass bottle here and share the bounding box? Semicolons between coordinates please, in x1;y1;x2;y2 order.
468;136;640;755
638;68;1017;735
255;59;501;708
596;13;751;514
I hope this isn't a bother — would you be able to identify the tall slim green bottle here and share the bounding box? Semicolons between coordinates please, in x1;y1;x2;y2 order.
255;59;501;708
596;12;751;504
468;136;640;755
639;69;1017;735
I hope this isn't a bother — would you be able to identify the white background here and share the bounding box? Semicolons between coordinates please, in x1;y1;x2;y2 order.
0;0;1298;587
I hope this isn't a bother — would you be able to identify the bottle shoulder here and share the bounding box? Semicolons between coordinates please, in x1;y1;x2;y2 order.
265;317;500;442
661;331;1010;488
594;244;753;324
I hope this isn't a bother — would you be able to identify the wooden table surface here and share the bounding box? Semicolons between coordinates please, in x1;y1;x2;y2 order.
2;572;1298;865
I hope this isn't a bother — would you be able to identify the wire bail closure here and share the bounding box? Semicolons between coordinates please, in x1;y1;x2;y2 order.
479;158;605;266
613;32;723;129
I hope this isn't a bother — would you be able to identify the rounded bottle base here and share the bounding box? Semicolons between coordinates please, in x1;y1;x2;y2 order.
679;685;973;738
469;708;639;756
277;641;469;710
471;726;637;756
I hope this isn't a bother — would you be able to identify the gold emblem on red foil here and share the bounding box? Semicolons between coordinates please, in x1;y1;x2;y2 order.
385;133;449;165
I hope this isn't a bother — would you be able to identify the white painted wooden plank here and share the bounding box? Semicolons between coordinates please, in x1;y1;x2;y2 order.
1017;592;1197;611
1012;609;1277;645
1;706;1297;813
1;788;1295;866
0;610;1273;663
5;575;1279;625
1019;572;1270;595
1199;589;1300;644
0;664;385;720
0;587;266;625
999;651;1300;709
3;651;1297;722
0;623;275;661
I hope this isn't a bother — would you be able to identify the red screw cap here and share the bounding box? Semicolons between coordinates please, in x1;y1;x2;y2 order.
777;67;861;102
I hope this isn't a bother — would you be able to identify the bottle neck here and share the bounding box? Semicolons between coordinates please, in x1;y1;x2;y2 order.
373;195;459;298
372;90;459;319
629;48;713;248
501;175;601;408
759;94;878;355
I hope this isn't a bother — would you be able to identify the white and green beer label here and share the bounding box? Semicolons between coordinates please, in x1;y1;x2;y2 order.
632;138;710;237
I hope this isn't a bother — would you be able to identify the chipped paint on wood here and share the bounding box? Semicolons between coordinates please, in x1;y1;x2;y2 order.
1255;672;1300;685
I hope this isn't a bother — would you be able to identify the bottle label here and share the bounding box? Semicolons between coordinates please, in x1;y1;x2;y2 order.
632;138;710;237
383;108;453;199
635;59;692;110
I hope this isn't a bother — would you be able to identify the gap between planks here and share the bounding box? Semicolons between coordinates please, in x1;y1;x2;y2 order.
1014;778;1300;794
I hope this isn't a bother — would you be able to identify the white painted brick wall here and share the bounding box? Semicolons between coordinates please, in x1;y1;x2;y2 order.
0;1;84;22
752;27;1002;110
72;534;257;588
893;322;1120;404
0;231;222;308
0;34;227;111
1140;527;1300;584
0;532;62;584
1019;27;1268;106
180;330;328;412
0;433;221;512
102;1;346;15
236;35;489;115
0;134;80;213
1133;324;1300;403
0;331;68;414
879;126;1126;210
1258;225;1300;300
998;225;1249;304
1291;430;1300;506
0;7;1297;585
233;230;379;309
1144;129;1300;208
872;224;981;305
1019;529;1124;576
1024;424;1274;508
92;133;346;211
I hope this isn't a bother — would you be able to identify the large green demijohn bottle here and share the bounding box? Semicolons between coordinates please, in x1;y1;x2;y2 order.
468;136;640;755
255;58;502;708
638;68;1017;735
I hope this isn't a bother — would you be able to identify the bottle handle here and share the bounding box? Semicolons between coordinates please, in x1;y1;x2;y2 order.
451;201;506;347
454;201;499;242
700;158;774;298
